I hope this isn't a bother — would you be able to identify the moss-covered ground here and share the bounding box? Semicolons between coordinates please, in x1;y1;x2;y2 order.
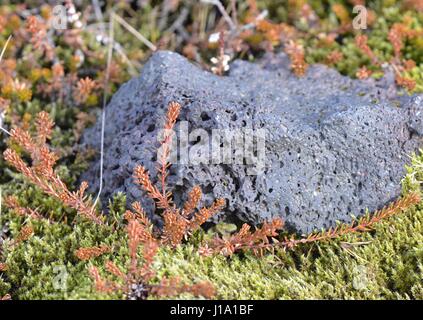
0;1;422;299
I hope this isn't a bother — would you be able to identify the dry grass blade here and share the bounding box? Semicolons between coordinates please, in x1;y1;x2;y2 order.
0;35;12;62
92;11;114;211
111;12;157;51
201;0;236;30
0;35;13;136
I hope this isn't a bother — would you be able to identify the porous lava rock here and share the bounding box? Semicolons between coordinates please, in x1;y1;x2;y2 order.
82;51;422;233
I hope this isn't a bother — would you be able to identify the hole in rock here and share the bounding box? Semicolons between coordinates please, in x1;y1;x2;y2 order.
201;112;211;121
147;124;155;132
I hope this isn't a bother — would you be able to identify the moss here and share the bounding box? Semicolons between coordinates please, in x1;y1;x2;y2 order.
403;64;423;93
256;1;423;91
0;209;124;299
0;151;420;300
0;1;422;300
0;277;11;297
151;192;422;299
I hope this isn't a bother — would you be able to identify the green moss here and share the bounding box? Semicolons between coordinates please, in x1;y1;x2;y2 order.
403;64;423;93
152;196;423;299
0;277;11;297
0;0;422;300
256;1;423;91
0;209;124;299
0;151;420;300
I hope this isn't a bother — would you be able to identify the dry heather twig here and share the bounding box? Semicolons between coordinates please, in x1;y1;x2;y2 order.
132;101;226;247
210;32;230;76
14;225;34;244
201;192;421;256
89;218;215;299
284;40;308;77
387;23;422;91
0;262;7;272
3;111;104;225
87;101;222;299
356;66;372;79
281;192;421;248
4;102;419;300
73;77;97;104
200;218;284;257
355;34;380;66
26;15;55;61
355;23;422;90
3;195;42;220
75;245;111;261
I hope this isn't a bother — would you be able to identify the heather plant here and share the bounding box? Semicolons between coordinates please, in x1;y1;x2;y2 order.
1;106;221;299
1;102;421;300
0;0;422;301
